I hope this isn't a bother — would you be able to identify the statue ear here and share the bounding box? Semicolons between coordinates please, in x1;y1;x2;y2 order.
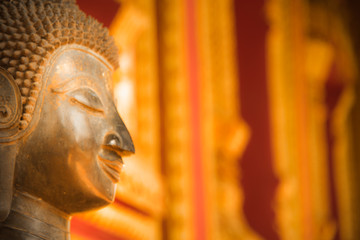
0;67;22;221
0;144;17;222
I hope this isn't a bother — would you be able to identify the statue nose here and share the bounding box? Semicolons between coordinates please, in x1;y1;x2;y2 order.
104;128;135;156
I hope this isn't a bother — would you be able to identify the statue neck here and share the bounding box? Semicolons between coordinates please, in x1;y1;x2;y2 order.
0;190;71;240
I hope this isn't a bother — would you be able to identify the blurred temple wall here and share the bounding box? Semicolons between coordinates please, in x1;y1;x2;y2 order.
71;0;360;239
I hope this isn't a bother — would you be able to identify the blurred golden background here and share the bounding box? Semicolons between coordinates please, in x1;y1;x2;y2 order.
70;0;360;239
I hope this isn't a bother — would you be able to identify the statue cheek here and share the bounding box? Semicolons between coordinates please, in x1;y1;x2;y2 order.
68;110;93;147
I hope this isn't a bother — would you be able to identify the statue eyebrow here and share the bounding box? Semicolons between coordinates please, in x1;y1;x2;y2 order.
50;76;94;94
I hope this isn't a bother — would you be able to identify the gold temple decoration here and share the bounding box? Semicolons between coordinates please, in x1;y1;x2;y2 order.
196;0;260;239
267;0;358;239
267;1;304;238
156;0;259;238
157;0;195;239
328;15;359;240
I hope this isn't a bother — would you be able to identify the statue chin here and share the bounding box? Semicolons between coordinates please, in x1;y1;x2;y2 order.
0;1;134;239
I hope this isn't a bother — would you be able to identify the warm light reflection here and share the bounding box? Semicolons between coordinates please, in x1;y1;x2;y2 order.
115;77;134;116
119;53;133;73
114;51;136;136
72;203;159;240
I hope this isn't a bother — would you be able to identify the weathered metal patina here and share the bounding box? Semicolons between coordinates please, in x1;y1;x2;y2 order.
0;0;134;239
0;68;21;131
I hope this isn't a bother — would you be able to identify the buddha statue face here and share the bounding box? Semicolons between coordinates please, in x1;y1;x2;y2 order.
14;46;134;213
0;0;134;221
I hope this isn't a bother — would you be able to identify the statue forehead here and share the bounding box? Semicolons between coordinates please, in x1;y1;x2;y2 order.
45;46;114;91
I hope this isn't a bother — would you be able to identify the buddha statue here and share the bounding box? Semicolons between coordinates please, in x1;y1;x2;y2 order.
0;0;135;239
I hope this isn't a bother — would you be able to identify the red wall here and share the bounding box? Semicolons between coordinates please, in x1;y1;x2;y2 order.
76;0;119;28
325;64;343;240
234;1;279;239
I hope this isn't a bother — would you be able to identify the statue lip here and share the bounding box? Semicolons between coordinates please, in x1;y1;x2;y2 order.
98;147;124;183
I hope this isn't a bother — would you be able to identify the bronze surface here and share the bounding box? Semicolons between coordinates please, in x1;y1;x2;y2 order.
0;0;134;239
0;68;21;130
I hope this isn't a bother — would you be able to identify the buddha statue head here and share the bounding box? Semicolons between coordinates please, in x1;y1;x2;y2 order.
0;0;134;237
